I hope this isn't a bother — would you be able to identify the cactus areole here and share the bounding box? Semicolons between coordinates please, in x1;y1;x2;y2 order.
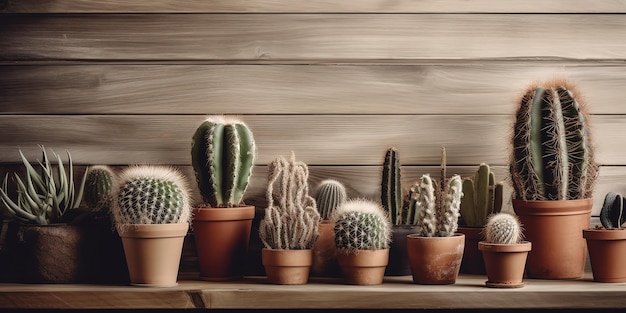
191;116;256;208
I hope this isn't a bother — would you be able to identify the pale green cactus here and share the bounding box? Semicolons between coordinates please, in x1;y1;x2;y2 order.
315;179;347;221
460;163;504;227
332;198;392;253
84;165;116;211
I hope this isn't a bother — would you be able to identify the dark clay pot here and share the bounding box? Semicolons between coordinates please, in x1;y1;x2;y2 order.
385;225;419;276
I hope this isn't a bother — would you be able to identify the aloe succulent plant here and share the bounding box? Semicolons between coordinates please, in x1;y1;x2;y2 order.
332;198;392;253
484;213;523;244
599;192;626;230
460;163;504;227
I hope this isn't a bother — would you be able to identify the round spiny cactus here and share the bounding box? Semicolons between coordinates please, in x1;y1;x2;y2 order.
84;165;116;211
315;179;347;221
484;213;523;245
112;165;191;227
332;198;392;253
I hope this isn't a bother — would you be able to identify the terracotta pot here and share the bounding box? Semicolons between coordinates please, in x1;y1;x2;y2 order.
513;198;591;279
337;249;389;285
385;225;419;276
583;228;626;283
191;206;255;281
407;234;465;285
118;223;188;287
262;248;313;285
311;221;340;277
479;241;531;288
457;226;486;275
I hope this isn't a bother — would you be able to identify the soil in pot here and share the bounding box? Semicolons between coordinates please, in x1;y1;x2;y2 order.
407;233;465;285
311;221;340;277
479;241;531;288
385;225;418;276
457;226;486;275
583;228;626;283
337;249;389;285
262;248;313;285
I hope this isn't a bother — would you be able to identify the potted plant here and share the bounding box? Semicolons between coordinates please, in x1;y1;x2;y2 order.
258;153;320;285
0;146;88;283
332;198;392;285
380;147;419;276
406;147;465;285
509;78;599;279
478;213;531;288
111;165;191;287
458;163;504;274
190;116;257;281
311;179;347;277
582;192;626;283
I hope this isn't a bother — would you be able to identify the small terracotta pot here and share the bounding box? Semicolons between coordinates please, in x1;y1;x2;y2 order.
262;248;313;285
311;221;340;277
513;199;591;279
407;233;465;285
118;223;188;287
337;249;389;285
457;226;486;275
479;241;531;288
386;225;419;276
583;228;626;283
192;206;255;281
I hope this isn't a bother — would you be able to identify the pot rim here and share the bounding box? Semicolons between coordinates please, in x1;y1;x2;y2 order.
478;241;532;252
512;198;592;216
406;233;465;240
192;205;255;221
583;228;626;240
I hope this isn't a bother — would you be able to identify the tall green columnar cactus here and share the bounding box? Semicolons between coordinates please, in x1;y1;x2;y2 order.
259;153;320;250
381;147;403;226
332;198;392;253
460;163;504;227
84;165;116;211
191;116;256;208
484;213;523;244
315;179;347;221
111;165;191;227
599;192;626;229
510;79;599;201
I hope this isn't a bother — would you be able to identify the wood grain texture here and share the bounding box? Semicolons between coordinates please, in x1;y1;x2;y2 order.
3;14;626;61
3;63;626;114
3;0;626;13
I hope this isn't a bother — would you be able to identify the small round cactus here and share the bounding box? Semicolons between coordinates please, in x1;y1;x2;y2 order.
332;198;392;253
315;179;347;221
483;213;523;244
112;165;191;227
84;165;116;211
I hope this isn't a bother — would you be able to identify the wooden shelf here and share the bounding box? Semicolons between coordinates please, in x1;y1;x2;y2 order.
0;272;624;310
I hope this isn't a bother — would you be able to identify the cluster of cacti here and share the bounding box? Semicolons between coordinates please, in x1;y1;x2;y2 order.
315;179;347;221
259;153;320;250
0;146;86;225
599;192;626;229
191;116;256;208
483;213;523;244
381;147;404;225
111;165;191;227
407;147;463;237
460;163;504;227
332;198;392;253
510;78;599;201
84;165;116;211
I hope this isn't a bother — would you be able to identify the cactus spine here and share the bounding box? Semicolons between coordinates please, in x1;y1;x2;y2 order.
332;198;392;253
484;213;523;244
259;153;320;250
599;192;626;229
111;165;191;227
510;78;599;201
315;179;347;221
84;165;116;211
191;116;256;208
460;163;504;227
381;147;403;226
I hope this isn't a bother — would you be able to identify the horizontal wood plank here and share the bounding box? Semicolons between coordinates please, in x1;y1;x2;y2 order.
3;0;626;13
3;14;626;61
3;63;626;114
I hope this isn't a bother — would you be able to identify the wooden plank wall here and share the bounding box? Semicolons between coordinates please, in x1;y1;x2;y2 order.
2;0;626;221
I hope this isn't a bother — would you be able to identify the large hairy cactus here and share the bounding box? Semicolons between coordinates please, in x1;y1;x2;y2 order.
191;116;256;208
510;79;599;201
332;198;392;253
84;165;116;211
259;153;320;250
315;179;347;221
381;147;403;225
112;165;191;226
484;213;523;244
460;163;503;227
599;192;626;229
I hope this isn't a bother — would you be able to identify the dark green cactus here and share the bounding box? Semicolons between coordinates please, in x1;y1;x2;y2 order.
484;213;523;244
84;165;115;211
381;147;403;225
510;79;598;201
315;179;347;221
333;198;392;253
460;163;503;227
191;116;256;208
112;165;191;226
599;192;626;229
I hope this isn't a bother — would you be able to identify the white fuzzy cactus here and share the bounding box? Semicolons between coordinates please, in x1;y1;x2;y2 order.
484;213;523;244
